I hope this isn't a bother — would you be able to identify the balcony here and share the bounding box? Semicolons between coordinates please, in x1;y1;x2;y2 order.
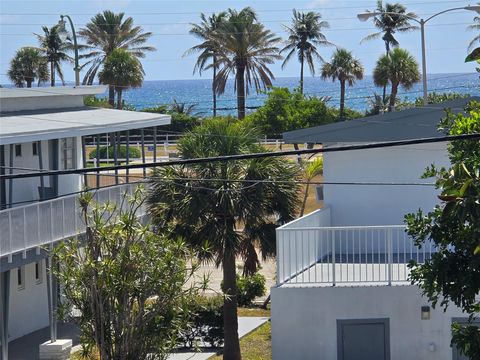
276;208;434;287
0;183;144;261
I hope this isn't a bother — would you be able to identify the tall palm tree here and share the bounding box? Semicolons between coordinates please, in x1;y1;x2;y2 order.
467;4;480;51
373;48;420;112
209;7;282;120
147;119;300;360
281;10;332;94
361;1;417;101
321;48;364;119
299;157;323;217
35;25;71;87
98;49;144;109
7;47;49;88
186;12;227;117
78;10;155;106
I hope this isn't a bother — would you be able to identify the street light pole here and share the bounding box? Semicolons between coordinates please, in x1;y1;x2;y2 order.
358;5;480;106
58;15;80;86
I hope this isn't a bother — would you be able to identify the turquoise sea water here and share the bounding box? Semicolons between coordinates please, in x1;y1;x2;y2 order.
119;73;479;116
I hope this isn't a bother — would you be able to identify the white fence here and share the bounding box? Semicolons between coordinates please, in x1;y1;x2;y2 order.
0;183;144;260
276;210;434;286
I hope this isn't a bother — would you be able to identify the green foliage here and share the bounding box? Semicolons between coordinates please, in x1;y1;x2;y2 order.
8;47;49;88
84;96;113;108
142;105;201;133
179;295;224;348
236;273;266;307
141;105;169;114
406;101;480;359
88;145;141;160
396;92;470;111
53;187;200;360
246;87;361;136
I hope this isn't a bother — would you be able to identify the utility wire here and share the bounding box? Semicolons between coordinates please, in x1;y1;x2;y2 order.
1;133;479;181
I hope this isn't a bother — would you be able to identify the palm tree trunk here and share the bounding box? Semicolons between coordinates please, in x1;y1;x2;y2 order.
50;61;55;87
213;56;217;117
389;83;397;112
300;182;310;217
382;42;390;105
117;89;123;110
300;53;304;95
339;80;346;120
108;85;115;107
236;65;246;120
223;249;241;360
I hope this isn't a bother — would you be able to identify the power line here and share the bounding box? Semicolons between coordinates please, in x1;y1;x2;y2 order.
1;133;479;181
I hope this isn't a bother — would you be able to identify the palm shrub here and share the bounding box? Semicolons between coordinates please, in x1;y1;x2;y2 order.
78;10;155;105
98;49;144;109
88;145;141;160
209;7;282;119
321;49;364;119
8;47;49;87
280;10;332;94
373;48;420;111
146;119;300;360
35;25;71;86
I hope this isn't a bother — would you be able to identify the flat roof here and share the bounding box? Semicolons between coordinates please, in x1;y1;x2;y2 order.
0;86;106;99
283;97;479;144
0;106;171;145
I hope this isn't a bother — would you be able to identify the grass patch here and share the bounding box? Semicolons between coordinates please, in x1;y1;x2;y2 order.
238;307;270;317
209;321;271;360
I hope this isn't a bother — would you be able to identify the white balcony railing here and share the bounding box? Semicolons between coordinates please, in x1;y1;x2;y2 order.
0;182;145;260
276;209;434;286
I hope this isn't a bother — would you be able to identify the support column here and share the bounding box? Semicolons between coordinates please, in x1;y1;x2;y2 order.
0;145;6;210
141;129;146;178
125;131;130;184
8;145;13;209
0;270;10;360
38;141;45;200
46;254;57;343
81;137;88;188
153;127;157;170
113;133;118;185
96;135;100;189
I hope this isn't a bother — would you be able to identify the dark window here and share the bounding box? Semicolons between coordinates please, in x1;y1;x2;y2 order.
15;144;22;157
33;142;38;156
17;267;25;289
35;262;40;281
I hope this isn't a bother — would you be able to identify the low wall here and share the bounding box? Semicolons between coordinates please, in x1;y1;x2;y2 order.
271;285;467;360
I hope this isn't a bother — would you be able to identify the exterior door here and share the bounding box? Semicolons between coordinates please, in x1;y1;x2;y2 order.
337;319;390;360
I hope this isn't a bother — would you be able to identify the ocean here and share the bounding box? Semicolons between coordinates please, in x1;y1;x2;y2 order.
119;73;480;116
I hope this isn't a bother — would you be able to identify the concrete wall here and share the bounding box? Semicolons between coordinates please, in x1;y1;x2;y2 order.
271;285;467;360
8;260;49;340
323;142;450;226
1;95;84;112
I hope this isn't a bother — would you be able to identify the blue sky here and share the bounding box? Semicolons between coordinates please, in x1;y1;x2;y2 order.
0;0;478;83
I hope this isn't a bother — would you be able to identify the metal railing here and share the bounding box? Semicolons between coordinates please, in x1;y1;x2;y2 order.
276;211;434;286
0;183;144;261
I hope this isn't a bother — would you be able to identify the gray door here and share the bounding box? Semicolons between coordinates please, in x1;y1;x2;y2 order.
337;319;390;360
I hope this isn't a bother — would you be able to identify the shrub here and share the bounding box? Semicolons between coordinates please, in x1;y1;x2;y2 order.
89;145;141;160
236;273;267;307
179;295;224;348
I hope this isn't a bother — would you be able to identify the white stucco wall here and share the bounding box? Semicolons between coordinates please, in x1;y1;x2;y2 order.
271;285;467;360
323;142;450;226
1;94;84;113
8;260;49;340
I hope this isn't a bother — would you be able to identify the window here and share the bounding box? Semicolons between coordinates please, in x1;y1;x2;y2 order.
35;261;42;284
17;266;25;290
15;144;22;157
61;138;76;170
33;142;38;156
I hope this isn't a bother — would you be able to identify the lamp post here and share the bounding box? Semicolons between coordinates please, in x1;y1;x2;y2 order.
58;15;80;86
358;5;480;105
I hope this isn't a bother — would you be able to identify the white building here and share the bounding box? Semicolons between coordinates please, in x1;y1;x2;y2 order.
272;98;478;360
0;86;170;359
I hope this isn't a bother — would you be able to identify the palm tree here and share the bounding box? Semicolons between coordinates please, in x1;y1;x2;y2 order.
281;10;332;94
468;4;480;51
321;49;364;119
147;119;300;360
299;157;323;217
78;10;155;106
209;7;282;120
361;1;417;101
35;25;71;87
98;49;144;109
7;47;49;88
186;12;227;117
373;48;420;112
169;99;200;116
